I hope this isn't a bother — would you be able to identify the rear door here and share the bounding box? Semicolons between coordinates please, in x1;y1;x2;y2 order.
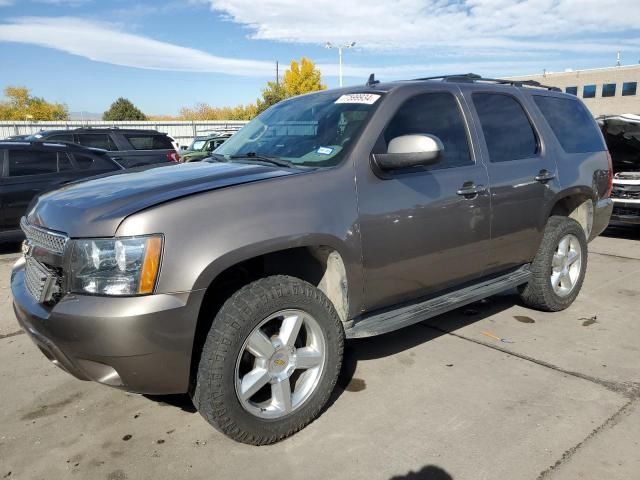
357;88;492;310
463;89;560;273
1;148;63;231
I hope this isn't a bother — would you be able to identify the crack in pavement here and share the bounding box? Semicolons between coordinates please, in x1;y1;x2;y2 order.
422;323;640;479
536;399;638;479
0;330;25;340
421;323;640;399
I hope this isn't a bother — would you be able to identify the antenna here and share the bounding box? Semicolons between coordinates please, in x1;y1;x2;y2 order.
366;73;380;86
616;51;621;67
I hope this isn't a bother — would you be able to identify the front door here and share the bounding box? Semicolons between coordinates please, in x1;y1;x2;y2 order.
357;89;492;311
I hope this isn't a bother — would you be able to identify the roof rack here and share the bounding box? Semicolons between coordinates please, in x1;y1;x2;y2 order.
408;73;562;92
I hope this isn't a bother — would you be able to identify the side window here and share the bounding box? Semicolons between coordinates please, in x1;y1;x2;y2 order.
533;96;605;154
472;93;538;163
8;150;58;176
47;134;74;143
77;134;116;150
73;153;116;170
125;135;174;150
382;92;472;170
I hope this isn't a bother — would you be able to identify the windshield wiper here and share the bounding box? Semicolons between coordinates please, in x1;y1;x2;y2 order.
228;152;294;168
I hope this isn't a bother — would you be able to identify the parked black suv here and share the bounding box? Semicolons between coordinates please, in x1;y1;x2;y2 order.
1;141;122;239
27;128;179;168
12;74;613;445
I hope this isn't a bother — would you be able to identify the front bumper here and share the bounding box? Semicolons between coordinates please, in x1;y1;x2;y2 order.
611;200;640;225
590;198;614;240
11;258;204;394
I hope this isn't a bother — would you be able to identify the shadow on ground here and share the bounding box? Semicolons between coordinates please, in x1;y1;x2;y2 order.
390;465;454;480
0;241;22;255
602;224;640;241
327;292;518;409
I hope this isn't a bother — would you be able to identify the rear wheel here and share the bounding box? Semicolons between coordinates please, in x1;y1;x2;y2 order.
193;275;344;445
519;216;588;311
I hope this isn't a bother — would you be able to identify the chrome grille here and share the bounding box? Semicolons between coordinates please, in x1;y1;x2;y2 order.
20;217;68;254
24;256;58;303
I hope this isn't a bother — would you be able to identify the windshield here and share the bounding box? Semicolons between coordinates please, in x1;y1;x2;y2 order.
215;91;382;167
190;139;207;151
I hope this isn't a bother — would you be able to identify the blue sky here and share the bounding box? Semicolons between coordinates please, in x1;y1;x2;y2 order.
0;0;639;116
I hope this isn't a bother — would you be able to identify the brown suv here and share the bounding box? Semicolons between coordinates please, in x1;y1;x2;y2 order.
12;74;613;445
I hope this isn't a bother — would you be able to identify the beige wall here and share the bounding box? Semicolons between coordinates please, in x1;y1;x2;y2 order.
508;65;640;116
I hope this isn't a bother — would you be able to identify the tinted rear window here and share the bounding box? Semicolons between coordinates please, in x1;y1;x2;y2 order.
533;96;605;153
8;150;58;176
77;134;117;150
472;93;538;163
125;134;174;150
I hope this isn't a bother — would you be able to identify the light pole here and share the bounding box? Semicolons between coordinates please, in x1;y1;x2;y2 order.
325;41;356;87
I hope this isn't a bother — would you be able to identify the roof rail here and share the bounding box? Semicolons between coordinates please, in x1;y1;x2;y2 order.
408;73;562;92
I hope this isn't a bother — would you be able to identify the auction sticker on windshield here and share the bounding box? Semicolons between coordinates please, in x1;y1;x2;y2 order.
335;94;381;104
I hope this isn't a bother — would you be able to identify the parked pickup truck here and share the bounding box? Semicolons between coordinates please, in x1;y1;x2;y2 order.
11;74;613;445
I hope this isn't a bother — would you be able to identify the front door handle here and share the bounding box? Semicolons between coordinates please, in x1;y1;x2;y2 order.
535;170;556;183
457;184;487;198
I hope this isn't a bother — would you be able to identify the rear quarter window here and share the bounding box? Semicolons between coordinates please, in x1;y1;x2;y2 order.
125;134;174;150
73;153;118;170
533;96;605;153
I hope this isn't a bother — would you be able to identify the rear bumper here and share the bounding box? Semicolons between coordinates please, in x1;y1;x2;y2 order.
610;200;640;225
11;258;204;394
590;198;614;240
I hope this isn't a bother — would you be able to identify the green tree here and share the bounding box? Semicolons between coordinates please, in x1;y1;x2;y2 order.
256;81;287;114
103;97;146;121
0;86;68;120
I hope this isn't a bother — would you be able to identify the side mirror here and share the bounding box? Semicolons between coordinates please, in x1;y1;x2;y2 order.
372;134;443;171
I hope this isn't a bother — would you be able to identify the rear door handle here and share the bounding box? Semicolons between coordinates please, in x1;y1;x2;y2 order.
457;184;487;197
535;170;556;183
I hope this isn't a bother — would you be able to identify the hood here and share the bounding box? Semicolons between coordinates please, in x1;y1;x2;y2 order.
28;161;297;237
598;114;640;174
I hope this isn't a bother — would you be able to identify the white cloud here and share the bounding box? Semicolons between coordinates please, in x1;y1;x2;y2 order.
0;0;14;6
204;0;640;54
31;0;92;5
0;17;276;76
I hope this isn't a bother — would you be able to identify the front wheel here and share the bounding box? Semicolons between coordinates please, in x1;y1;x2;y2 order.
519;216;588;311
193;275;344;445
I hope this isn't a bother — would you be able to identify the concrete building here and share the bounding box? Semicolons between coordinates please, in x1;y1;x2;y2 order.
508;64;640;116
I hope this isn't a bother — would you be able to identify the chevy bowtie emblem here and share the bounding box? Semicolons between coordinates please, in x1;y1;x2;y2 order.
274;359;286;367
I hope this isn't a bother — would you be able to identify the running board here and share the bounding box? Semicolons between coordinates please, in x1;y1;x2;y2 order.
345;265;531;339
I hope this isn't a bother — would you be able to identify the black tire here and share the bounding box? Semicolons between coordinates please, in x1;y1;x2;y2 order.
519;216;588;311
193;275;344;445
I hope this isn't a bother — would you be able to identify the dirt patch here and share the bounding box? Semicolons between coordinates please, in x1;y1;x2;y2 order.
20;392;83;421
514;315;535;324
345;378;366;392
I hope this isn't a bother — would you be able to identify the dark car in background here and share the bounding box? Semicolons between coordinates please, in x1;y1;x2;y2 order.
26;128;179;168
181;133;232;162
0;141;122;240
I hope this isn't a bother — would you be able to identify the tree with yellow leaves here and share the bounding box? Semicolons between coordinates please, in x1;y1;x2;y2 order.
283;58;326;96
0;86;68;120
256;57;326;113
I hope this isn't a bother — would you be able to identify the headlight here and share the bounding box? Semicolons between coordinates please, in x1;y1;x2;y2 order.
69;235;163;296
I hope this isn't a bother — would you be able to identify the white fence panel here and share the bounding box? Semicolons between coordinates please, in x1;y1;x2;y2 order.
0;120;249;146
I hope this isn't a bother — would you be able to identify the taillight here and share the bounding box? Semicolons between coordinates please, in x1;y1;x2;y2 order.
605;150;613;198
167;151;180;162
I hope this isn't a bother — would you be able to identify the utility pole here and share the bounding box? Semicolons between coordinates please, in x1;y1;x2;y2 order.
276;61;279;85
325;42;356;87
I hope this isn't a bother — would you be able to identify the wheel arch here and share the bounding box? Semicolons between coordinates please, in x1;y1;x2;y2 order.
545;187;595;238
188;236;356;392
